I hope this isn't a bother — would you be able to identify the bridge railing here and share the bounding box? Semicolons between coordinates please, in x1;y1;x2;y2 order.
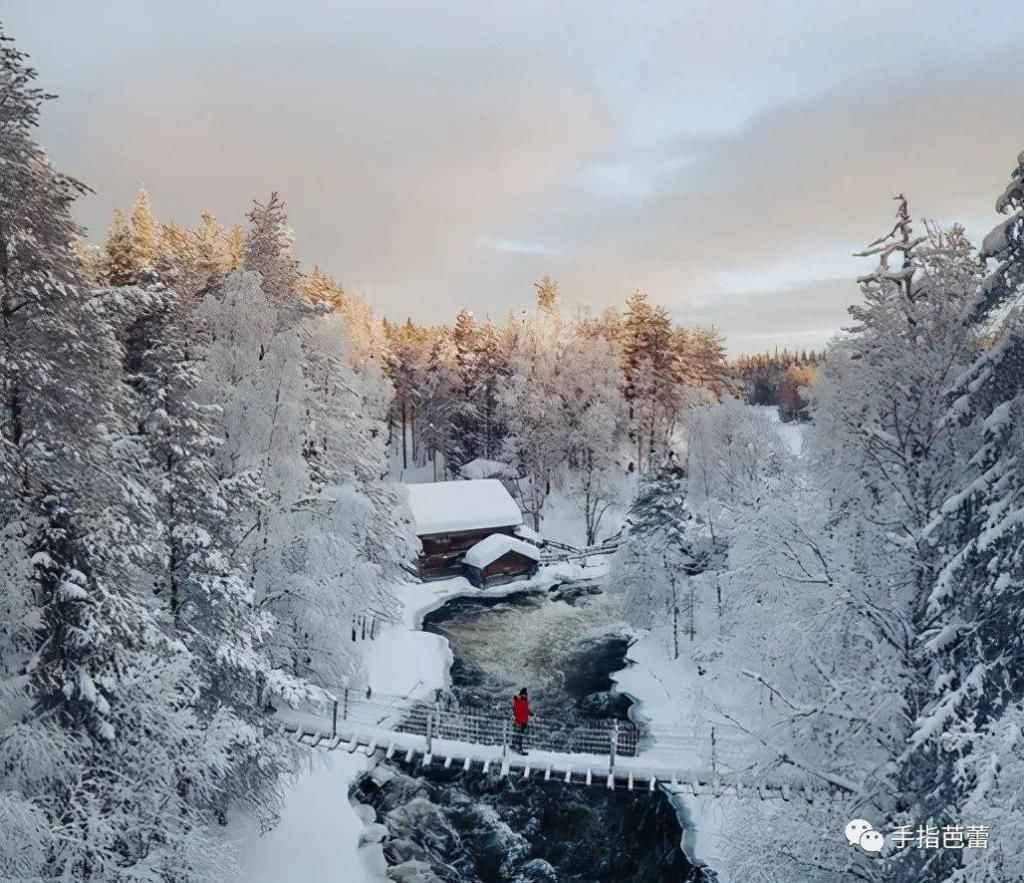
396;700;638;758
288;688;639;760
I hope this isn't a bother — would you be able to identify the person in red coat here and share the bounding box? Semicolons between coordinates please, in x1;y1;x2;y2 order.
511;687;531;754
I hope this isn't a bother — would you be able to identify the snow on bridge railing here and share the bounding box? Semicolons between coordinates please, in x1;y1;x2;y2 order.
287;688;638;759
281;688;830;795
395;700;639;758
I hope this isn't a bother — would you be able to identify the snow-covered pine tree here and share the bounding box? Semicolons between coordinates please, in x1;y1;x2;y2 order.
296;308;413;683
129;188;159;272
786;201;989;882
499;304;569;528
244;192;303;326
225;223;246;270
620;289;684;471
445;308;486;469
414;335;457;479
902;154;1024;883
0;32;229;880
558;327;630;545
534;275;558;312
611;458;712;658
104;208;136;286
195;209;230;280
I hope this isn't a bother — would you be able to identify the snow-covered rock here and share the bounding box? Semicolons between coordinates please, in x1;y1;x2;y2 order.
359;823;390;846
387;860;444;882
458;458;515;480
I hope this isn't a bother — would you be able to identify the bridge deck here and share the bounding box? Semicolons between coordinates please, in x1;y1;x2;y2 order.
280;691;827;800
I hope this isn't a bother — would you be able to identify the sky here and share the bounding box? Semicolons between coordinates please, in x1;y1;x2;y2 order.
7;1;1024;355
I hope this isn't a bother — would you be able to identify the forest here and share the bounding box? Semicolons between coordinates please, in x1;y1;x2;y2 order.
2;19;1024;883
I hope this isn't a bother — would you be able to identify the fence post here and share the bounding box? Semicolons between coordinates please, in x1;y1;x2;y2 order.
332;700;338;738
342;687;350;721
426;711;433;753
502;719;509;759
609;719;619;775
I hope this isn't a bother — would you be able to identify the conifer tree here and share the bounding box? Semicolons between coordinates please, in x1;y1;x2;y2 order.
104;208;135;285
225;224;246;270
0;31;225;879
534;275;558;312
612;458;711;657
244;192;300;312
195;209;228;279
129;188;159;270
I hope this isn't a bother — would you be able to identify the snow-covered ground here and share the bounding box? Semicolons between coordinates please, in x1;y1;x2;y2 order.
751;404;804;456
612;627;750;881
229;752;383;883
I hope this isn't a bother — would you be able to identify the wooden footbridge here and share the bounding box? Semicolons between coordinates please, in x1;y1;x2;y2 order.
280;689;830;801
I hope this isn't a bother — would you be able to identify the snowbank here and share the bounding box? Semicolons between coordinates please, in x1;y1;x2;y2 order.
458;458;515;480
611;626;764;882
229;753;384;883
750;404;804;456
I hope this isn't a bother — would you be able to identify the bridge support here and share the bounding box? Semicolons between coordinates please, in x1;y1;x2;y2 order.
609;719;619;776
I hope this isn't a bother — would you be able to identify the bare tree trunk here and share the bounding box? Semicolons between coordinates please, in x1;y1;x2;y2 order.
411;405;418;464
689;580;696;642
672;591;680;659
401;398;408;470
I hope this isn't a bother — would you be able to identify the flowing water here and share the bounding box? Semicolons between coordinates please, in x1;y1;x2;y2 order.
352;583;705;882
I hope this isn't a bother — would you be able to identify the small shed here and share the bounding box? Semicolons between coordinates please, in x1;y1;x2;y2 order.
406;479;525;580
463;535;541;588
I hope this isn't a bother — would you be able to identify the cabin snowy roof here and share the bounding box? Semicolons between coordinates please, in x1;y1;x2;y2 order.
463;534;541;569
405;479;523;536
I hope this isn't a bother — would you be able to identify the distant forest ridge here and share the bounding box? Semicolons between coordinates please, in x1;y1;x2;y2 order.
80;190;824;431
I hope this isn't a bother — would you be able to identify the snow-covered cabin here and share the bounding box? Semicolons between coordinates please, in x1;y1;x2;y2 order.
463;534;541;587
405;479;539;581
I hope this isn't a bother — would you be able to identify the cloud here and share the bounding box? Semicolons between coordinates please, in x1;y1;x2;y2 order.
477;238;564;256
10;1;1024;348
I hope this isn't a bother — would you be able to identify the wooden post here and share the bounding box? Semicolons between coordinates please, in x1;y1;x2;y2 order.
609;719;619;775
502;719;509;759
426;711;433;753
361;614;366;641
332;700;338;738
711;726;717;774
342;688;350;721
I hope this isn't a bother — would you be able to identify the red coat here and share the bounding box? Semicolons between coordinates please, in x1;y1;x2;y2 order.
512;695;531;726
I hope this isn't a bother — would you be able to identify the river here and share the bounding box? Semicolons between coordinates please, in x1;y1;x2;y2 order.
351;583;706;882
